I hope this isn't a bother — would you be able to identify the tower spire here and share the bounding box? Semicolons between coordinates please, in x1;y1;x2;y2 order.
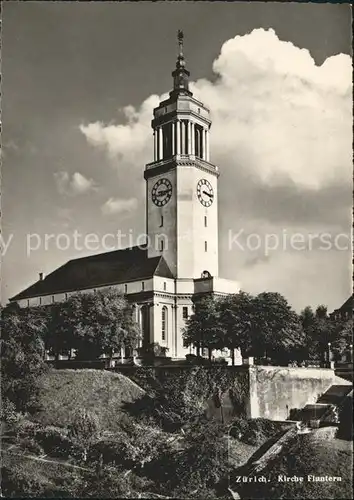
177;29;184;61
170;30;192;98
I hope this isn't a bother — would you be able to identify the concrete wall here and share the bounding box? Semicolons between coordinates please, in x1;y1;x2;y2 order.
249;366;341;421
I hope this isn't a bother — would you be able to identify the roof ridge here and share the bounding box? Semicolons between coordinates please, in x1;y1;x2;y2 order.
9;245;177;302
67;244;147;264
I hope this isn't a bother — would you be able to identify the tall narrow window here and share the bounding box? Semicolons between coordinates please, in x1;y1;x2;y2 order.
65;293;68;300
195;127;200;158
205;241;208;252
204;216;207;227
162;123;172;159
51;296;55;304
195;125;204;159
160;215;164;227
163;282;167;291
183;307;188;320
160;239;164;252
124;284;128;294
141;282;145;291
162;306;168;341
39;297;42;306
27;300;30;308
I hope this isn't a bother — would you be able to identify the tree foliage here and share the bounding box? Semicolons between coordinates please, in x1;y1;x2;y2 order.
45;289;141;360
183;291;306;364
183;295;226;359
68;409;101;462
1;303;47;413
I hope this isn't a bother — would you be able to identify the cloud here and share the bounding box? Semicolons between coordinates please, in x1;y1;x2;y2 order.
79;95;161;164
54;171;97;195
101;197;138;215
79;28;352;310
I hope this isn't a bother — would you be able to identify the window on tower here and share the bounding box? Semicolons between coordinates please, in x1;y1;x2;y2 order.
163;123;172;159
181;119;188;154
205;241;208;252
204;216;207;227
160;215;164;227
160;239;164;252
195;124;204;159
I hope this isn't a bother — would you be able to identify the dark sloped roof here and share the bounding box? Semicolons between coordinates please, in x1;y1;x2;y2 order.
331;294;353;315
10;245;174;301
337;295;353;311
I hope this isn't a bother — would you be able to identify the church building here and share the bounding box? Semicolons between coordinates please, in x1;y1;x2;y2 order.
10;32;240;359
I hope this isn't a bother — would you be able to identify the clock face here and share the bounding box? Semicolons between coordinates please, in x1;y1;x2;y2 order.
197;178;214;207
151;178;173;207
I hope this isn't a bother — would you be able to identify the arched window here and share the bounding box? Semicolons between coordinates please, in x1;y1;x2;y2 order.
162;306;168;342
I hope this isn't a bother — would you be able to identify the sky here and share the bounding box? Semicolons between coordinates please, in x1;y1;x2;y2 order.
1;2;352;311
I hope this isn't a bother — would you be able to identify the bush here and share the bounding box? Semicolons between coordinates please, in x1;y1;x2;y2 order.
1;465;51;497
35;426;73;458
19;437;44;456
14;419;41;439
229;418;288;446
80;467;154;498
0;399;25;426
88;437;128;466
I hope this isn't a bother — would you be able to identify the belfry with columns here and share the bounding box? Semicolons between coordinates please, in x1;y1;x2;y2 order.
10;31;240;359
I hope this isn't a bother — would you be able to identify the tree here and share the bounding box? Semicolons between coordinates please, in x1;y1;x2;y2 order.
68;409;101;462
300;305;337;362
251;292;306;364
44;302;74;360
183;295;225;360
47;289;141;360
331;318;353;362
171;420;228;497
1;303;47;413
218;291;255;363
315;305;335;359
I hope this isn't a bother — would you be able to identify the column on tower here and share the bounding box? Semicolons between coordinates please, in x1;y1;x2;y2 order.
201;128;205;160
158;127;163;160
187;121;192;155
181;121;185;155
172;122;175;156
206;128;210;161
203;128;207;161
191;122;195;156
176;120;181;155
153;131;157;161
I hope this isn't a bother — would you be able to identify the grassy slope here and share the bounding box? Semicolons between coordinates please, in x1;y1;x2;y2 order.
32;369;145;433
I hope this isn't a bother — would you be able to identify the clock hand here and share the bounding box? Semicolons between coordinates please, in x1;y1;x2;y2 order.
203;190;213;198
156;189;171;196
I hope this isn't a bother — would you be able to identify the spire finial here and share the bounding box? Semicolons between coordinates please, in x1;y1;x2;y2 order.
170;29;192;97
177;29;184;58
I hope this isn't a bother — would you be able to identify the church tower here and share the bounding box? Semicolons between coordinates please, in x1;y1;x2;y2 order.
145;31;219;279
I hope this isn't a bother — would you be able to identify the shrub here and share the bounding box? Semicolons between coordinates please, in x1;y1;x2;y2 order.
229;418;288;446
19;437;44;456
1;465;51;497
14;419;41;439
88;438;128;466
0;399;25;426
35;426;73;458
